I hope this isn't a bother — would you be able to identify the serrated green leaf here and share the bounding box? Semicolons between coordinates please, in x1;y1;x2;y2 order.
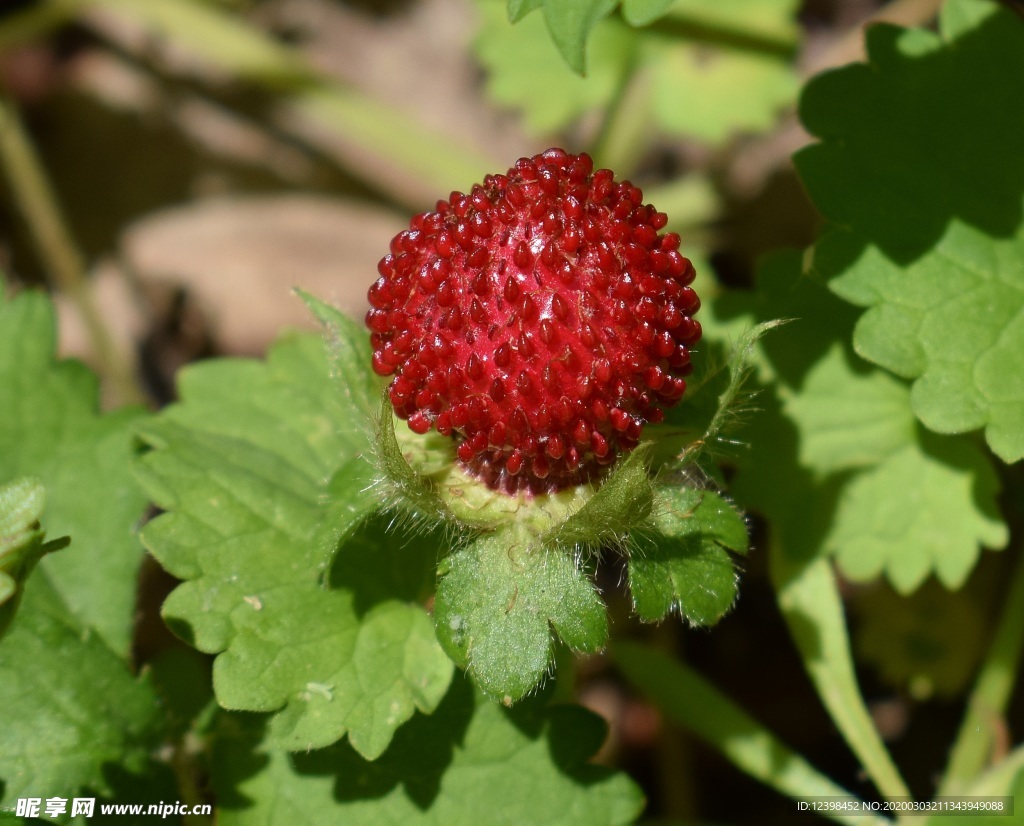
785;342;915;474
545;444;654;549
542;0;619;74
825;430;1007;593
0;579;161;805
796;4;1024;462
137;331;453;758
0;290;148;656
629;487;747;623
434;527;607;701
724;252;1008;592
0;289;162;811
213;675;644;825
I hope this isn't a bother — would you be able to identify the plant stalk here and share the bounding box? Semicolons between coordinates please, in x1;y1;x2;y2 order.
938;545;1024;795
0;91;143;406
771;551;913;803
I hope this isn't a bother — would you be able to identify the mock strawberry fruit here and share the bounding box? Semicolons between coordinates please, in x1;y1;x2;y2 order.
366;148;701;495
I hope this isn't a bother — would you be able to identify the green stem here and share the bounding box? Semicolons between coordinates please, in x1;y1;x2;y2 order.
171;732;212;826
770;550;913;803
938;546;1024;795
614;641;893;826
0;92;143;406
588;42;649;177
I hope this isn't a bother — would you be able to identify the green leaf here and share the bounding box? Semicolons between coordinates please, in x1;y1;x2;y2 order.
723;252;1008;592
0;289;148;656
213;675;644;825
434;527;607;702
796;2;1024;462
137;331;453;758
825;430;1007;593
629;487;748;624
0;289;162;810
621;0;673;26
784;342;915;474
0;578;162;806
542;0;619;74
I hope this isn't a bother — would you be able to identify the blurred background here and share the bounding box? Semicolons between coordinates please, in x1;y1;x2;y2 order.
3;1;1017;823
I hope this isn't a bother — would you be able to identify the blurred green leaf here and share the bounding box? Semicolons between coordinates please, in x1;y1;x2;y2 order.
477;0;800;143
621;0;674;26
541;0;619;74
0;477;48;638
477;1;634;135
507;0;544;23
852;578;990;700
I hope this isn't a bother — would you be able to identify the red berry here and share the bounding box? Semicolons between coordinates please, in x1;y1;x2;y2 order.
367;148;701;495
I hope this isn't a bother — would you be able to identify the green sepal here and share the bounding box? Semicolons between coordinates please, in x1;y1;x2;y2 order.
434;526;607;702
650;319;784;469
543;443;655;550
629;486;749;624
294;288;379;420
376;395;458;525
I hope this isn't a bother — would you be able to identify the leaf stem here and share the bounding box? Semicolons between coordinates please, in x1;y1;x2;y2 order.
938;545;1024;795
770;551;913;803
0;91;143;405
614;641;893;826
588;41;648;177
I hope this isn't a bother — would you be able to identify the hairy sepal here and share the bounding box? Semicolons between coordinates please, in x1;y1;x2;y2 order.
650;320;785;470
628;486;749;624
434;525;607;703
